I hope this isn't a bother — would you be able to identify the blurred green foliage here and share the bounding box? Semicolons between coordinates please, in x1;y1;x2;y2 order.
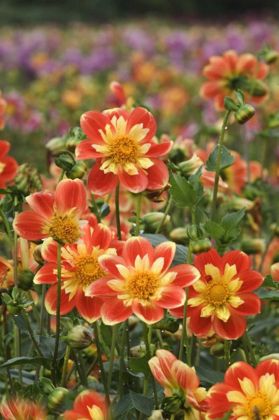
0;0;279;24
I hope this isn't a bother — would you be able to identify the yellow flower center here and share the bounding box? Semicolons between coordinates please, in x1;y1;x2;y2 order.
246;391;272;419
127;271;158;300
205;280;229;306
50;214;80;244
74;255;107;288
108;136;140;165
0;162;6;174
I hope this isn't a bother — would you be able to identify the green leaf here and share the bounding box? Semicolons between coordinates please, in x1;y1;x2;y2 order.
129;391;154;416
113;394;134;418
195;366;224;385
38;336;67;360
100;323;113;348
1;357;50;369
128;355;150;375
262;274;279;288
188;166;204;199
169;172;201;208
204;221;225;240
206;145;235;172
248;318;279;336
101;204;110;218
255;288;279;300
235;90;245;106
220;208;246;243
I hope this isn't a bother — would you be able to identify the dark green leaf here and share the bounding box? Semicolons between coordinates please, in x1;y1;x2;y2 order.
255;288;279;300
195;366;224;385
262;274;279;288
188;166;204;199
221;208;246;243
248;319;279;336
38;336;67;360
128;355;150;375
129;391;154;416
0;189;7;194
206;145;235;172
113;394;134;418
101;204;110;218
1;357;50;369
235;90;245;106
169;172;200;208
204;221;225;240
100;323;113;348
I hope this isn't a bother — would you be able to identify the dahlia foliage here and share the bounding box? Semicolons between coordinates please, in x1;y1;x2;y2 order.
0;35;279;420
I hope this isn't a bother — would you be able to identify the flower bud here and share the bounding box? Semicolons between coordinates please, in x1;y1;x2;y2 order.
268;114;279;129
189;238;212;255
33;244;44;265
152;314;180;333
169;227;188;244
39;377;55;395
149;410;164;420
46;135;67;156
271;223;279;237
186;224;205;241
55;154;74;172
234;104;255;125
142;212;170;233
15;164;43;196
248;80;268;97
17;269;34;291
240;238;265;255
179;154;203;176
65;161;87;180
144;184;170;203
224;97;240;112
169;148;187;165
260;353;279;362
7;303;21;315
210;342;225;357
66;127;87;153
47;387;70;412
130;344;145;357
161;395;184;414
264;50;279;65
67;325;93;349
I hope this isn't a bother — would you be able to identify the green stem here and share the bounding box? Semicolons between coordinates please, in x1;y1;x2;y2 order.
259;233;274;272
170;415;176;420
179;243;192;364
115;183;122;240
191;208;196;225
58;170;65;183
211;110;231;221
78;350;88;387
135;193;142;236
143;324;159;409
118;320;128;398
224;340;230;368
52;242;62;384
91;194;101;223
244;332;257;367
190;334;197;366
155;197;173;234
61;345;71;387
107;325;117;392
93;322;110;407
0;207;12;241
21;310;44;357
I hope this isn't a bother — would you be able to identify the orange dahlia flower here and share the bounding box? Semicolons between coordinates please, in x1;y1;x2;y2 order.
0;140;18;191
75;107;172;195
13;179;87;244
200;50;269;110
34;224;119;323
171;249;263;340
0;397;46;420
62;390;107;420
149;350;208;419
271;262;279;282
261;238;279;277
86;236;200;325
206;359;279;420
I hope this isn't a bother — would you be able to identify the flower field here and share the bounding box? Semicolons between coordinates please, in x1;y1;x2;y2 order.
0;18;279;420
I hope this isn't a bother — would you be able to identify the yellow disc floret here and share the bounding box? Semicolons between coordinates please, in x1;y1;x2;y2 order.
246;391;272;419
74;255;107;289
206;281;229;306
49;213;80;244
108;136;140;165
127;271;159;300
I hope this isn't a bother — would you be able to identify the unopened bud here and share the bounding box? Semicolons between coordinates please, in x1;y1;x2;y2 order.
247;80;268;98
33;244;44;265
149;410;164;420
18;269;34;291
65;161;87;180
144;184;170;203
271;223;279;237
189;238;212;255
142;212;170;233
67;325;93;349
15;164;43;196
169;148;187;165
66;127;87;153
264;50;279;65
234;104;255;125
210;342;225;357
186;224;206;241
224;97;240;112
46;135;67;156
169;227;188;244
152;314;179;333
55;154;74;172
39;377;55;395
179;154;203;176
161;395;184;414
260;354;279;362
240;238;265;255
47;387;70;412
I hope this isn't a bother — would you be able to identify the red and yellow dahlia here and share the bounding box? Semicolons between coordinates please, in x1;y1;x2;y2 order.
206;359;279;420
200;50;269;110
171;249;263;340
0;140;18;191
13;179;87;244
62;390;107;420
0;397;46;420
149;350;208;419
86;236;200;325
34;224;118;323
75;107;172;195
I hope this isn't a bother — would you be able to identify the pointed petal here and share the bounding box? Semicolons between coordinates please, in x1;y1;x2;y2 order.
75;139;104;160
91;223;113;250
55;179;87;216
33;262;57;284
171;360;199;390
45;284;75;315
87;160;119;196
224;361;258;391
126;107;156;143
26;192;55;220
74;390;106;418
41;238;58;262
75;287;103;323
221;250;251;273
170;264;200;287
132;300;164;324
98;255;126;278
86;278;118;298
101;297;133;325
149;356;173;388
146;158;169;190
123;236;154;267
156;285;185;308
213;312;246;340
230;293;261;316
80;111;112;143
145;141;173;157
13;212;48;240
194;249;222;279
238;269;263;292
153;241;176;273
118;165;148;194
189;305;213;337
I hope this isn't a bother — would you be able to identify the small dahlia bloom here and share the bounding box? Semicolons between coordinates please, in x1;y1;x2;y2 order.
75;107;172;195
34;224;118;323
62;390;107;420
149;350;208;419
0;140;18;190
206;359;279;420
13;179;87;244
271;263;279;282
200;50;269;110
0;397;46;420
170;249;263;340
86;236;200;325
